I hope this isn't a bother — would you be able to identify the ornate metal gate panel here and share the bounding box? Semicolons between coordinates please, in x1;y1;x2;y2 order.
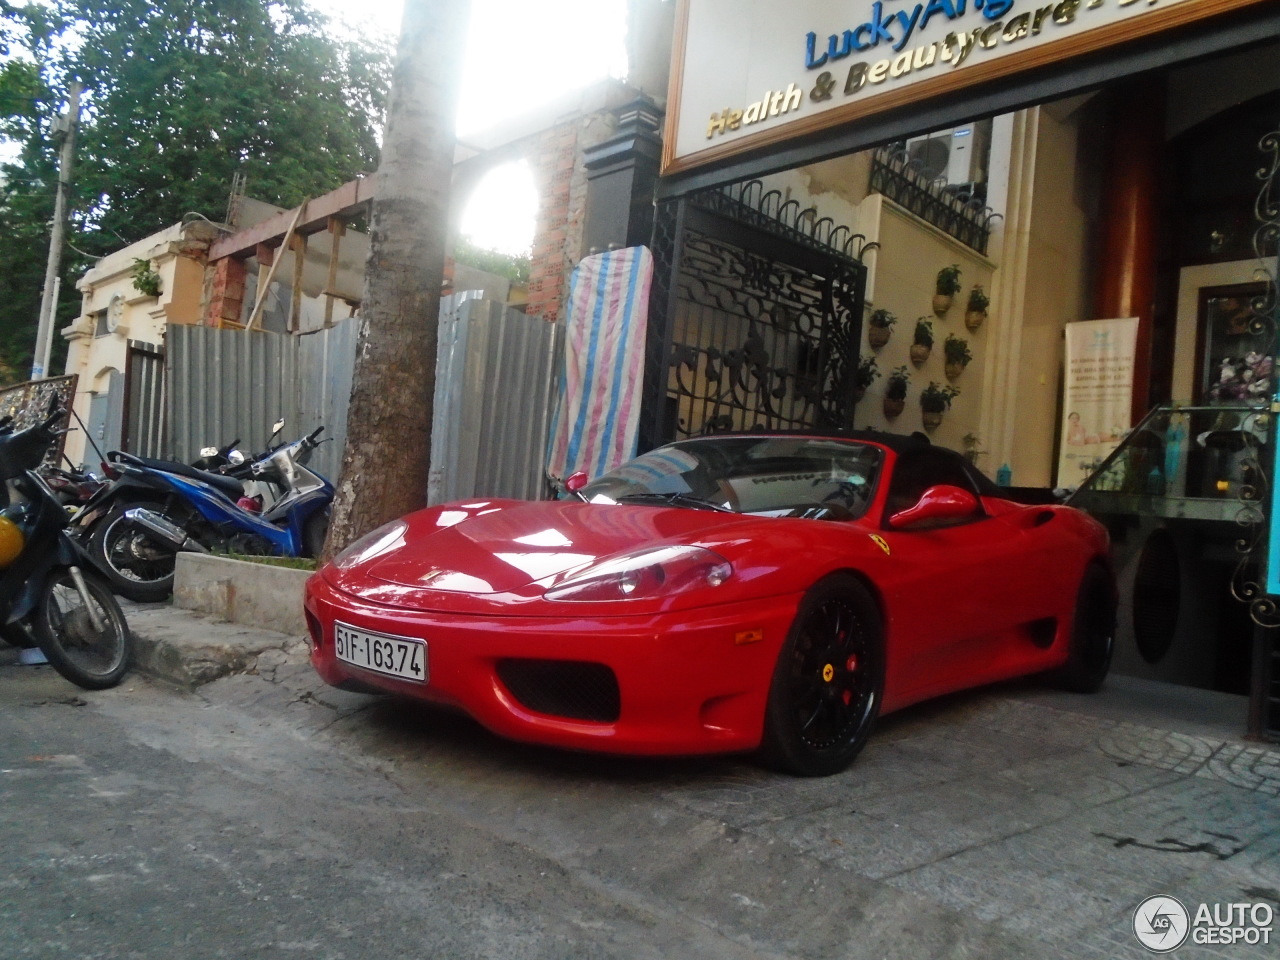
641;181;874;448
1250;126;1280;741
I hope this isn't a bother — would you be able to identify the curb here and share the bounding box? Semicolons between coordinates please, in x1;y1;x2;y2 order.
122;601;305;688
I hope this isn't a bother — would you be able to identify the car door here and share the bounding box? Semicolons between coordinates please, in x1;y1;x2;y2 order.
875;449;1040;702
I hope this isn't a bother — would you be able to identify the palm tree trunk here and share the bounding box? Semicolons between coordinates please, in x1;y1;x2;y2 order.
322;0;469;559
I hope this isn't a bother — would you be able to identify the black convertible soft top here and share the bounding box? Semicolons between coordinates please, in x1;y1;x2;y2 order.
672;429;1011;501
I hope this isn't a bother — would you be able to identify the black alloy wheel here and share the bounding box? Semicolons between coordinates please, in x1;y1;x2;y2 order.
1051;563;1117;694
760;573;885;777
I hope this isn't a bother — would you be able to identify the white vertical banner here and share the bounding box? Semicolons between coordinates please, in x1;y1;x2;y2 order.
1058;317;1140;488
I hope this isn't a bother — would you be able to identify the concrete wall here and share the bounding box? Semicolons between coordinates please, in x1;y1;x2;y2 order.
856;197;996;451
1014;104;1093;488
62;220;219;465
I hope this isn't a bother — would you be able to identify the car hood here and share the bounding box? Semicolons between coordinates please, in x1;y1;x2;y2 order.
359;499;752;596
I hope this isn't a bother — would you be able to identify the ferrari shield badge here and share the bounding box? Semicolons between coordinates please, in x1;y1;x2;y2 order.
869;534;891;557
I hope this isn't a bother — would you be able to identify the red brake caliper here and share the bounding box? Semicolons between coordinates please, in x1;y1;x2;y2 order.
842;653;858;704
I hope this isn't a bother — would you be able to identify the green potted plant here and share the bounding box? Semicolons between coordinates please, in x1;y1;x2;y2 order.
933;264;962;316
943;334;972;380
867;308;896;349
965;284;989;331
853;355;880;402
909;317;933;365
919;381;959;429
132;258;162;298
883;365;910;418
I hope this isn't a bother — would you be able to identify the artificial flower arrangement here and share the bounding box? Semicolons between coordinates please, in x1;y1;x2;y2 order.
1207;351;1273;402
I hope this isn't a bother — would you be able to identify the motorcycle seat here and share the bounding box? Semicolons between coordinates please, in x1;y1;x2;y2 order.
118;453;246;499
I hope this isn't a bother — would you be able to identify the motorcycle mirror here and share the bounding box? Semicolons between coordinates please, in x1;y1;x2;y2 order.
228;450;246;465
271;418;285;436
199;446;218;458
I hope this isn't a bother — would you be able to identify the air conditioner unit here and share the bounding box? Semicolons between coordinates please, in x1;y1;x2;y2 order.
905;121;991;186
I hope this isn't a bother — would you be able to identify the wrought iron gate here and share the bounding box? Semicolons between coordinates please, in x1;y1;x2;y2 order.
641;181;875;448
1250;127;1280;740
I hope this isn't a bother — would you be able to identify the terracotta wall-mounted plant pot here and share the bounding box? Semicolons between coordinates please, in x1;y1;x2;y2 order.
921;410;944;429
868;326;891;349
883;397;905;418
909;344;931;365
965;310;986;331
945;361;967;380
932;294;953;317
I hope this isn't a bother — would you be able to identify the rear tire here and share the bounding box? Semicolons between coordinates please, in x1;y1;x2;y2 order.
302;507;330;559
35;569;132;690
759;574;884;777
1051;563;1117;694
89;500;181;602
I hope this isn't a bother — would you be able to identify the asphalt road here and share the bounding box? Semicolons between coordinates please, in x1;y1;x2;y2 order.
2;643;1277;959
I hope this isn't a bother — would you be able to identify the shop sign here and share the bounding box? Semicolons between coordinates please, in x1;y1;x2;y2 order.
665;0;1268;174
1058;317;1138;489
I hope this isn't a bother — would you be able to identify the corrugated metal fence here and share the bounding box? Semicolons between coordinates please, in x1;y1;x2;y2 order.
429;296;564;504
167;321;355;481
166;297;561;501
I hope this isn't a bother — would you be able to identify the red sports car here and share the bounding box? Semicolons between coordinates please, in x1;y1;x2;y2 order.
304;433;1115;776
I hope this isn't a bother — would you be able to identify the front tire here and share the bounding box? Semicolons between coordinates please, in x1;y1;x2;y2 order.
1051;563;1117;693
35;568;132;690
89;500;182;602
759;574;885;777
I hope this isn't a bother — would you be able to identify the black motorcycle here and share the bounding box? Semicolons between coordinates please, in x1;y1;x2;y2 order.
0;402;132;689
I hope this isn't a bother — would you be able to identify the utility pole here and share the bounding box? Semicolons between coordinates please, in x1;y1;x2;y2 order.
31;82;83;381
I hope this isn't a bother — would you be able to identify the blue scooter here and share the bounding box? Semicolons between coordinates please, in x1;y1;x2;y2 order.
85;426;333;601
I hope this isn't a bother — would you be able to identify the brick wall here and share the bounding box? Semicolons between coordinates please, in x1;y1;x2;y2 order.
204;256;246;327
525;111;615;323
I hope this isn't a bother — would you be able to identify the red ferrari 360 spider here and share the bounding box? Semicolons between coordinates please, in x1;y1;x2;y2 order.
304;432;1116;776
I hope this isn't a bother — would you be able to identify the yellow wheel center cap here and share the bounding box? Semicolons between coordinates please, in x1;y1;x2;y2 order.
822;664;835;683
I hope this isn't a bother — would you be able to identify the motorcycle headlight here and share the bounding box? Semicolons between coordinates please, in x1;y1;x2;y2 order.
543;544;732;602
332;520;408;570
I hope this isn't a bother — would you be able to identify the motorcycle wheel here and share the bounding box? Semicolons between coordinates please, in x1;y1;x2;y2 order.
303;507;330;559
34;568;132;690
89;500;184;602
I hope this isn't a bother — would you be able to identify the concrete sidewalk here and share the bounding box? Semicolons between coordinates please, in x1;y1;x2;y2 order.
5;597;1279;958
119;596;1279;796
122;598;305;688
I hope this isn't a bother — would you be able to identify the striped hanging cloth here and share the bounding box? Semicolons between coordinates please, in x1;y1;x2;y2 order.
546;247;653;483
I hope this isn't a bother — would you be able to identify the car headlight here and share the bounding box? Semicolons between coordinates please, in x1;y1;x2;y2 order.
543;544;732;602
332;520;408;570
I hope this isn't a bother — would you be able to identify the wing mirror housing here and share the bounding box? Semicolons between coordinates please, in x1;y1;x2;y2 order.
889;484;979;529
565;472;589;493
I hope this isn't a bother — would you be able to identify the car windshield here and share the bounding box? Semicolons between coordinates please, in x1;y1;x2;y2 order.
578;437;883;520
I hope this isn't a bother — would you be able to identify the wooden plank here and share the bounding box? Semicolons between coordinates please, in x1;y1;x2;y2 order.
209;177;375;261
245;205;304;333
289;232;306;333
323;216;346;327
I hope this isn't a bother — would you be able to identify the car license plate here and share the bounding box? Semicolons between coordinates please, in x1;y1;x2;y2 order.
334;622;427;683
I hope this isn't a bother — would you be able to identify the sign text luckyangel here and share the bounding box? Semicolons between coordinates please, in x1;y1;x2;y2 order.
666;0;1265;172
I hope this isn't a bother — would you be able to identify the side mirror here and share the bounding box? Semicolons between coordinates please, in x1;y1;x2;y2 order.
889;484;979;530
565;471;589;493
